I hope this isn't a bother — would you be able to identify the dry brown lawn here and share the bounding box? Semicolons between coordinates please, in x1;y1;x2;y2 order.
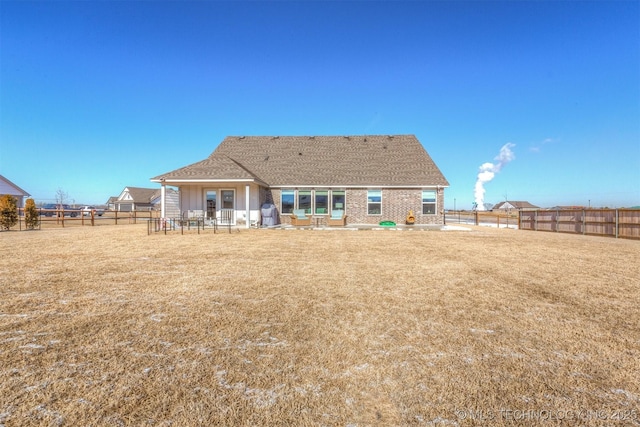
1;225;639;426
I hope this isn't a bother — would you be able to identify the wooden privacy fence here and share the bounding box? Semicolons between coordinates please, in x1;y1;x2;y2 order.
519;209;640;240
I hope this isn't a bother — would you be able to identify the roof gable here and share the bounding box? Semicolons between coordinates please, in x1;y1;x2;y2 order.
118;187;159;203
153;135;448;187
494;200;539;209
0;174;30;197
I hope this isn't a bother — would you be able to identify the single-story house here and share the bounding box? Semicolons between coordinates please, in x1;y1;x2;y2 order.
151;135;449;227
492;200;539;212
106;196;118;211
0;174;31;208
110;186;180;217
548;205;587;210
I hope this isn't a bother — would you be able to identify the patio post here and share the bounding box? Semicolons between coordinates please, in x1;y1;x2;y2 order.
245;184;250;229
160;179;166;219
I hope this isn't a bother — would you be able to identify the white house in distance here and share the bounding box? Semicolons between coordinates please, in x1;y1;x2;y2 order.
0;174;30;208
492;200;539;212
151;135;449;227
108;186;180;217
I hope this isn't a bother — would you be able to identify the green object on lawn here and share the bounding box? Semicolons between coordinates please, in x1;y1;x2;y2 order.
379;221;396;227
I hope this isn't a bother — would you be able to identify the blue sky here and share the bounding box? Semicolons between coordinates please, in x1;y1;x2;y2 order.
1;1;638;208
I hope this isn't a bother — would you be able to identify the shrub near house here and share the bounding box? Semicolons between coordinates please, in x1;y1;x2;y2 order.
0;194;18;230
24;198;39;229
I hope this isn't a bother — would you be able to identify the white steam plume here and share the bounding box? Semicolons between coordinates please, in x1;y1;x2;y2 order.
474;143;515;210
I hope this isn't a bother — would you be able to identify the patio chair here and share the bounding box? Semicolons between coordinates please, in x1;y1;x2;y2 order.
327;209;346;226
291;209;312;226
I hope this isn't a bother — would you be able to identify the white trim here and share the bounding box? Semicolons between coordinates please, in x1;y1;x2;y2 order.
421;189;437;215
367;189;382;216
280;189;295;215
151;180;447;189
270;184;449;189
151;178;266;185
204;189;217;219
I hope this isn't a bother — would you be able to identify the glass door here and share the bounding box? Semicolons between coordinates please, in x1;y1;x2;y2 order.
206;191;216;219
221;190;235;224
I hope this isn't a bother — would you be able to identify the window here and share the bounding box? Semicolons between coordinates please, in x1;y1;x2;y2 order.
315;190;328;214
422;190;436;214
281;190;294;214
367;190;382;215
298;190;312;214
221;190;234;209
331;190;345;211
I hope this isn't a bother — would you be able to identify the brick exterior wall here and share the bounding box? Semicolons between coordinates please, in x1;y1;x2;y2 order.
267;188;445;226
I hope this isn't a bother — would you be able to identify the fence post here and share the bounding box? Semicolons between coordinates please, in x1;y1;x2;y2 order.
583;209;586;235
615;209;619;239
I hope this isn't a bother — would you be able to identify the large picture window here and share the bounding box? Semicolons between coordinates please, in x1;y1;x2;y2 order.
367;190;382;215
331;190;345;211
315;191;328;215
281;190;295;214
281;189;347;215
298;190;312;214
422;190;436;214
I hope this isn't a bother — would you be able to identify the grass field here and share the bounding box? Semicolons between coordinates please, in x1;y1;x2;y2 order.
1;225;639;426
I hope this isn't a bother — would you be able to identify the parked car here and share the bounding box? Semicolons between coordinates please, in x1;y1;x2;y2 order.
41;204;79;217
81;206;104;216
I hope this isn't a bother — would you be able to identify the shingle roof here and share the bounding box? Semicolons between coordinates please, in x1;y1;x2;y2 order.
152;135;448;187
120;187;159;203
493;200;539;209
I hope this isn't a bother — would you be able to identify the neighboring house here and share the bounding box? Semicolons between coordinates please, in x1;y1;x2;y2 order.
492;201;539;212
151;135;449;227
0;174;30;208
106;196;118;211
548;205;587;210
112;186;180;217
